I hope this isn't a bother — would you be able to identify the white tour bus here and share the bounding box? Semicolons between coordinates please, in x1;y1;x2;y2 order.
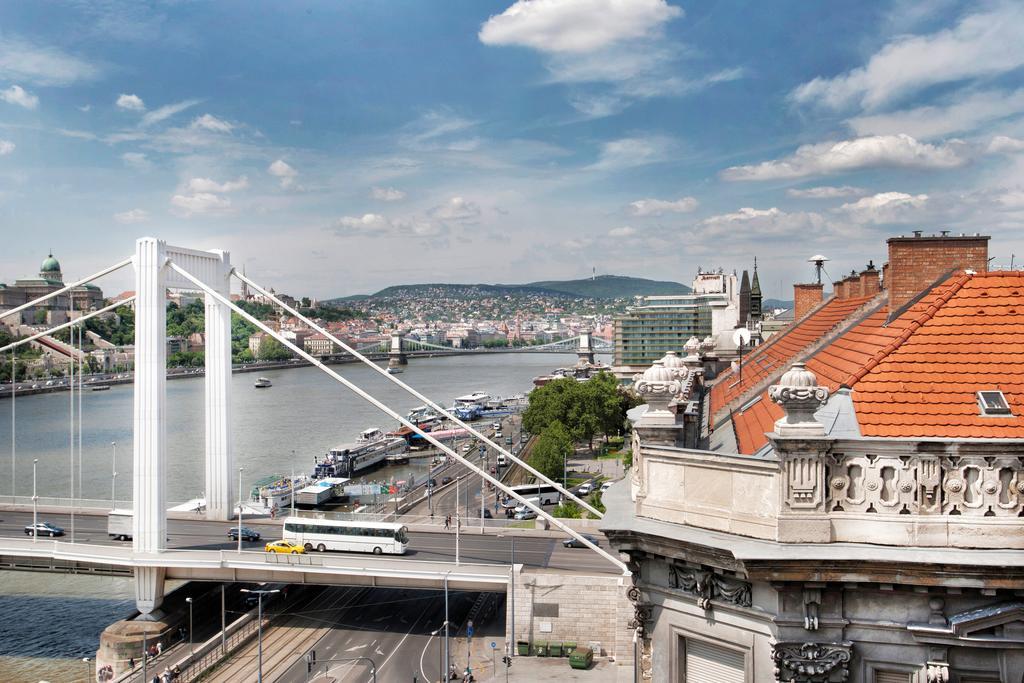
282;517;409;555
508;483;561;506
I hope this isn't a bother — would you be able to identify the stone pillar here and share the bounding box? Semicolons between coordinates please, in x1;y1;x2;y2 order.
576;329;595;365
204;250;234;521
632;361;683;447
132;237;167;615
388;331;407;367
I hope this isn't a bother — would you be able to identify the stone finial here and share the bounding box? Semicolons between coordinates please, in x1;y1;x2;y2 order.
684;335;701;351
633;361;682;415
768;362;829;437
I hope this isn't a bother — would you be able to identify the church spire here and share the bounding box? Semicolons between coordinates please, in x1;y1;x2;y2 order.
749;257;763;321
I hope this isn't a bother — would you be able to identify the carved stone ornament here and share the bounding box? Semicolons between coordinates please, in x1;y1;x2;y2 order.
633;361;682;413
768;362;829;437
803;587;822;631
926;662;950;683
668;565;752;609
772;641;853;683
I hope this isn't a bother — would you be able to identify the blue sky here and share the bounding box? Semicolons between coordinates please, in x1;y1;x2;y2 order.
1;0;1023;299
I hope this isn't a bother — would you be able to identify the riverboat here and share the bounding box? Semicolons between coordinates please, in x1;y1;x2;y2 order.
314;427;408;478
254;377;272;388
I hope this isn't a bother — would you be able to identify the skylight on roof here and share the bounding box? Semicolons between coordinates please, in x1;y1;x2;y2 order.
977;391;1012;416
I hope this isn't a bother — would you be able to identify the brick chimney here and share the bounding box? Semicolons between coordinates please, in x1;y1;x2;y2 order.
887;231;990;310
860;261;880;296
832;279;846;300
794;283;824;320
845;271;862;298
882;262;889;289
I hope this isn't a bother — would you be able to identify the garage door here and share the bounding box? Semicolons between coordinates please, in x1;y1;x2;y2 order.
684;639;744;683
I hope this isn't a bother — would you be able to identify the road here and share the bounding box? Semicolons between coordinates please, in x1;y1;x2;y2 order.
0;510;617;573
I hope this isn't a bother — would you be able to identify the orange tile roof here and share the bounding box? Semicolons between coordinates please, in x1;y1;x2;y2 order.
709;294;875;420
852;271;1024;438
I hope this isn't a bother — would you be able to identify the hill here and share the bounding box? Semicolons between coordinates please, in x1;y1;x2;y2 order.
328;275;690;302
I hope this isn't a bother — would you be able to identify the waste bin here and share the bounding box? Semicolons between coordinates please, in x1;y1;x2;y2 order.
562;642;577;657
549;642;563;657
517;640;530;656
569;647;594;670
535;641;549;657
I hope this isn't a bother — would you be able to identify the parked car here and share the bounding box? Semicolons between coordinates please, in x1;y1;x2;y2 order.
482;509;493;519
514;508;538;520
264;539;305;554
441;476;453;485
25;522;64;537
426;478;437;488
229;526;262;542
577;483;593;496
461;444;472;453
504;436;513;445
494;430;502;438
563;533;599;549
600;481;613;492
492;422;501;430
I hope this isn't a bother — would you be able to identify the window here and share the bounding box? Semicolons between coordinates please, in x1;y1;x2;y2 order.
682;639;743;683
977;390;1012;416
875;672;911;683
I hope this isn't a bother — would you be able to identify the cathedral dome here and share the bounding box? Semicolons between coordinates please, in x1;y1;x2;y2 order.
40;254;61;274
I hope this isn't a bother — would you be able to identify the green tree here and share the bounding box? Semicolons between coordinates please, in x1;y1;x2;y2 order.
258;337;291;361
552;501;582;518
523;372;639;452
529;422;574;483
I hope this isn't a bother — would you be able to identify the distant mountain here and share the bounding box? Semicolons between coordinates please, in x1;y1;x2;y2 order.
327;275;691;302
763;298;793;310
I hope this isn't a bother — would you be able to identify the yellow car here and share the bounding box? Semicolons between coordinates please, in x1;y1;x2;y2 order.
264;540;305;554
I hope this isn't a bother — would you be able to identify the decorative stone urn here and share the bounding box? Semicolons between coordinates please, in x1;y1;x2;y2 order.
633;361;682;416
768;363;829;437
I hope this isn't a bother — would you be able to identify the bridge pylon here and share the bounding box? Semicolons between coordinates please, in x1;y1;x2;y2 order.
388;331;408;367
577;329;596;365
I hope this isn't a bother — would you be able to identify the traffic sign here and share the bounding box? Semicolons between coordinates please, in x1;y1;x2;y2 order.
467;624;475;638
490;641;497;649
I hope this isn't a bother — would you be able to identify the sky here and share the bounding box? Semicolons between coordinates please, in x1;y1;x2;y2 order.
1;0;1023;300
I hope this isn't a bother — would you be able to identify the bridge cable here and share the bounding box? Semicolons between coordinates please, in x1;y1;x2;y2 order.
0;298;136;356
175;262;626;573
233;269;604;519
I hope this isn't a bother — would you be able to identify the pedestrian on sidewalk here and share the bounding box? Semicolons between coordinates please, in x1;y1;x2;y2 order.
444;514;450;530
129;657;135;670
156;641;162;656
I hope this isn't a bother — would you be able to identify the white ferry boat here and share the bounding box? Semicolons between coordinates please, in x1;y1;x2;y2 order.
452;391;490;408
315;427;408;478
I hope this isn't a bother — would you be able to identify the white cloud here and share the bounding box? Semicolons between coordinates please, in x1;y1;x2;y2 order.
0;37;100;86
186;176;249;193
170;192;231;216
120;152;152;170
588;135;674;172
113;208;149;224
0;140;14;155
721;134;967;181
116;93;145;111
697;207;832;239
336;213;389;232
334;213;442;238
479;0;681;53
429;196;481;223
629;196;698;216
268;159;298;188
140;99;200;127
988;135;1024;154
609;226;636;237
77;104;91;112
189;114;233;133
0;85;38;109
786;185;865;199
847;89;1024;139
791;4;1024;110
370;186;406;201
833;191;929;224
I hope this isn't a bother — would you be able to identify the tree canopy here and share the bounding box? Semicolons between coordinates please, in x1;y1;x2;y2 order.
529;421;574;483
522;371;639;451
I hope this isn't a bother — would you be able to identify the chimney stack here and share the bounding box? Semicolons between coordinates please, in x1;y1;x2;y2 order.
832;279;846;300
887;232;990;311
860;261;880;296
845;270;862;298
794;283;824;320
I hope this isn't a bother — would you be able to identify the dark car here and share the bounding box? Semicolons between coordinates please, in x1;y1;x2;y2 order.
482;509;493;519
427;478;437;487
25;522;64;537
441;476;453;485
228;526;262;542
562;534;599;549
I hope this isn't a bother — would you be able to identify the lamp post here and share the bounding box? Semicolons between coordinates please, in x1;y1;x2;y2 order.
82;657;91;683
185;596;194;655
240;588;279;683
444;572;451;681
31;458;38;542
237;467;244;553
431;622;448;683
111;441;117;510
499;534;516;665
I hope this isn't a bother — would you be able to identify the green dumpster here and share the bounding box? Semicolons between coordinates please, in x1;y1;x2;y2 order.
535;641;549;657
569;647;594;670
562;642;577;657
517;640;530;656
550;642;563;657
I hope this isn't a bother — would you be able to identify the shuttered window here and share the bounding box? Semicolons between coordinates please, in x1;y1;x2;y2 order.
875;672;910;683
684;639;744;683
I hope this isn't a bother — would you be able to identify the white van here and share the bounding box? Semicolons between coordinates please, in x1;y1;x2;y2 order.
514;497;541;515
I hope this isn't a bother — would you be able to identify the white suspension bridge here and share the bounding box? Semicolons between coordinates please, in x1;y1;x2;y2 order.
0;238;627;620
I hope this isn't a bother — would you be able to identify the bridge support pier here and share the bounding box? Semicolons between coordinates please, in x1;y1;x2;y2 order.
577;329;596;365
134;566;167;618
203;251;234;521
388;331;407;367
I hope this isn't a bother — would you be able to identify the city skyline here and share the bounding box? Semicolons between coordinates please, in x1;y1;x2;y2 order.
1;1;1023;300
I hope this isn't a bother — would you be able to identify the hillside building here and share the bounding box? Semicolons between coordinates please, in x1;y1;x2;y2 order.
0;253;104;325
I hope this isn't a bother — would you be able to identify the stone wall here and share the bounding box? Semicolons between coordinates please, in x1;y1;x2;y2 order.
508;567;634;663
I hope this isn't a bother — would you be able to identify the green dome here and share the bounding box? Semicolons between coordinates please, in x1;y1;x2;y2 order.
40;254;61;273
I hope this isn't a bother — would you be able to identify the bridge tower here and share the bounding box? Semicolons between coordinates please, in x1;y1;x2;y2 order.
577;329;596;365
388;330;408;367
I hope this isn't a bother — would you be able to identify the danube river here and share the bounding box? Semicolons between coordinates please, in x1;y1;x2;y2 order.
0;352;584;682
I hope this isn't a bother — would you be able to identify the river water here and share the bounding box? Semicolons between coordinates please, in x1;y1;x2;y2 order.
0;352;580;682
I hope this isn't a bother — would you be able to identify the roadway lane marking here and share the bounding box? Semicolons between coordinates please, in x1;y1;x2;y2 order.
366;602;427;682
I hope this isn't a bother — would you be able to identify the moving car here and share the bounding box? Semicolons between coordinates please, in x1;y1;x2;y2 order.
264;539;305;554
25;522;64;537
577;483;593;496
229;526;262;542
441;476;453;485
513;508;538;520
563;533;599;549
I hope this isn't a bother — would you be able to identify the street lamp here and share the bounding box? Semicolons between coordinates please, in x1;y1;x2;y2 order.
237;467;244;553
185;597;194;655
444;572;451;681
499;534;516;666
31;458;38;542
431;621;448;683
111;441;117;510
240;588;279;683
82;657;91;683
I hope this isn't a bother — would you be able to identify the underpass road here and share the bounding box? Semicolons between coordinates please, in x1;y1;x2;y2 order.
0;510;617;573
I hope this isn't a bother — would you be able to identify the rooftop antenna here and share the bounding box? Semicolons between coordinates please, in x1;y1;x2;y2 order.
808;255;829;284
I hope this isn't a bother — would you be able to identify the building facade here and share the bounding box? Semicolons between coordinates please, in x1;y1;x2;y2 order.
0;254;105;325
